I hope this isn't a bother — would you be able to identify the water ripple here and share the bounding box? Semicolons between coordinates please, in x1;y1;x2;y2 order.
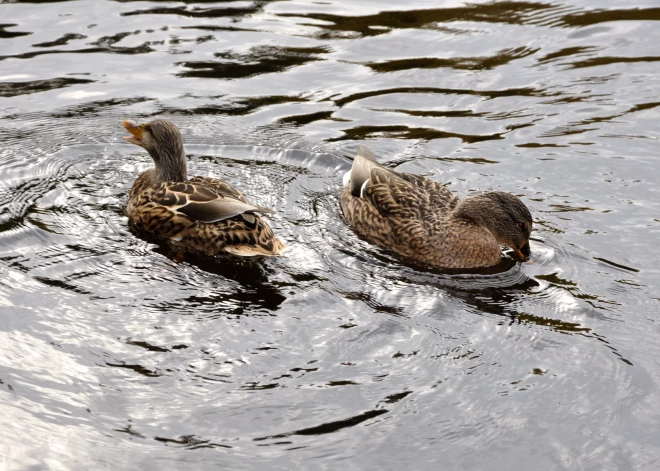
1;0;659;468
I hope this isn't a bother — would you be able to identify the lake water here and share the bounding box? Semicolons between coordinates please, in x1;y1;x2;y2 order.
1;0;660;469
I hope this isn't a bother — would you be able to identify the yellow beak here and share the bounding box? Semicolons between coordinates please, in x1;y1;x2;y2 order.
514;246;533;263
123;120;144;146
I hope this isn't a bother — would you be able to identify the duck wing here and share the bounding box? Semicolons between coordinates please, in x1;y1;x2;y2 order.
364;166;425;220
396;172;457;211
152;180;275;224
188;176;250;204
347;146;456;217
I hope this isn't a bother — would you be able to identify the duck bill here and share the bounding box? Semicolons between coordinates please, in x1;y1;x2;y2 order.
123;120;144;147
514;242;532;263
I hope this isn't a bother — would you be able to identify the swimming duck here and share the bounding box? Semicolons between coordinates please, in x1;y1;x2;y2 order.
123;118;286;258
340;146;532;269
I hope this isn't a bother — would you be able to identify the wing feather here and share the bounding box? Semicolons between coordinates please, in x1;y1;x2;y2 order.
189;176;249;203
365;167;422;220
347;146;457;217
151;179;275;224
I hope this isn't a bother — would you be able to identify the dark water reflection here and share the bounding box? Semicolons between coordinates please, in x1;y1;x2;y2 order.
2;0;660;469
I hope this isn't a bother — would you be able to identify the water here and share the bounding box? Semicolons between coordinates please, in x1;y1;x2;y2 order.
1;0;660;469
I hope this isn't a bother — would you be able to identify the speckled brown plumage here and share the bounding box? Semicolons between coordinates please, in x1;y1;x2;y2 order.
123;119;285;259
340;146;532;269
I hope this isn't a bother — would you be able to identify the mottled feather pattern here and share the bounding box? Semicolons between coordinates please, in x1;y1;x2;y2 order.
188;176;249;203
150;180;273;224
123;118;285;260
341;147;502;269
128;171;285;258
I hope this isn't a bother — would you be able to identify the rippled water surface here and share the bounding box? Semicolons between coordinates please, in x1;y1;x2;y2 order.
2;0;660;469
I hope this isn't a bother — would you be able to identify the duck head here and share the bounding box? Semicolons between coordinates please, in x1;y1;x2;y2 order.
454;191;533;261
123;118;187;182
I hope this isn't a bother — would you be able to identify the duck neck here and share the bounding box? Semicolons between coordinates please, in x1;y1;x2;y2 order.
149;145;187;183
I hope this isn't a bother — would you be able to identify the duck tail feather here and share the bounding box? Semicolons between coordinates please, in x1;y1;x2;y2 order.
356;146;378;162
350;146;381;197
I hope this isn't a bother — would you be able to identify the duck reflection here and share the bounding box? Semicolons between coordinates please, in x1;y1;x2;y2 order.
136;231;287;315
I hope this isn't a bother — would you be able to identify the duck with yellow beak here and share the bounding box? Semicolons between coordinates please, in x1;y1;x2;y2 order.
123;118;286;259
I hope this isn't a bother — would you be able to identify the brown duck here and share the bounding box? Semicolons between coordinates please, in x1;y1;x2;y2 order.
123;118;286;258
341;146;532;269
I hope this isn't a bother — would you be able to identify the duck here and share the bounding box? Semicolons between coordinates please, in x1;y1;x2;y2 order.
340;146;532;270
123;118;286;259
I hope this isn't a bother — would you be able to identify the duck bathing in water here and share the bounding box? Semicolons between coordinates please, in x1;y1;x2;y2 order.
340;146;532;270
123;118;286;259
